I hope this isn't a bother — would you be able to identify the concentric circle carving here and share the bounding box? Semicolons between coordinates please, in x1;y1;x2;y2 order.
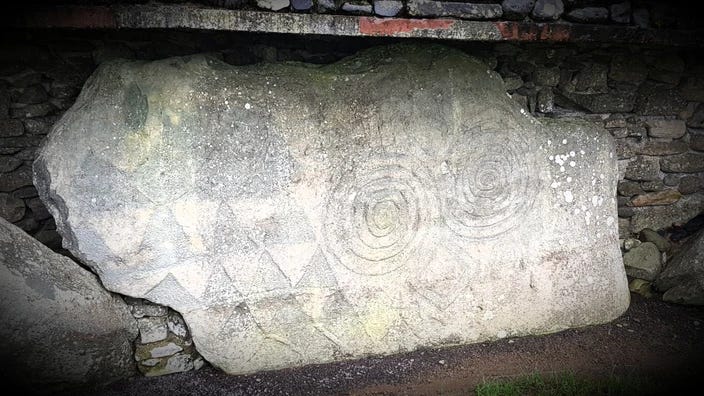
324;154;436;275
440;127;536;239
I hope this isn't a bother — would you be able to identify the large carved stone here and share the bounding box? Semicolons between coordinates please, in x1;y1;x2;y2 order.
0;218;137;393
34;45;629;374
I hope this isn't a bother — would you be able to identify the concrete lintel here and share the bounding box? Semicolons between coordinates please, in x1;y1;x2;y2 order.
5;4;704;47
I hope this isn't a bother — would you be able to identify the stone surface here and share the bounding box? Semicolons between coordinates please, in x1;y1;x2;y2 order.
679;77;704;103
291;0;314;11
256;0;290;11
0;119;24;137
609;2;631;24
536;88;553;113
619;217;630;237
407;0;503;19
630;190;681;207
0;135;44;150
27;197;52;221
138;316;169;344
630;193;704;232
559;88;635;113
0;156;22;173
688;104;704;128
503;74;523;91
16;85;48;105
0;165;33;192
615;139;636;159
652;55;685;74
635;82;687;116
35;45;629;375
0;193;25;222
531;0;563;21
144;353;195;376
150;342;184;358
203;0;248;9
127;297;169;318
655;230;704;305
317;0;336;13
661;153;704;173
623;242;661;281
3;71;42;88
663;174;679;187
679;176;704;195
373;0;402;17
618;206;634;218
34;228;63;251
645;119;686;139
640;180;664;192
623;238;641;251
533;67;560;87
341;1;373;14
633;140;688;156
609;55;648;84
49;82;80;99
648;68;680;85
632;8;649;28
23;116;59;135
624;156;660;181
0;218;138;393
565;7;608;23
692;134;704;152
167;311;190;338
628;278;653;298
573;64;609;94
90;43;133;67
639;228;671;252
10;102;55;119
618;181;643;197
135;336;189;360
0;88;8;118
11;185;38;199
501;0;535;20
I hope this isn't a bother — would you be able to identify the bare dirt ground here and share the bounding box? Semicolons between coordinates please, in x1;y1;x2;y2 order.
73;293;704;396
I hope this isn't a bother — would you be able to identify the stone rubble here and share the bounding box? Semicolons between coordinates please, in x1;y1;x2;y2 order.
655;229;704;305
623;242;662;281
126;297;204;377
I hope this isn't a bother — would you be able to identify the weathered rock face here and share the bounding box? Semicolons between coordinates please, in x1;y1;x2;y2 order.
34;44;629;374
655;230;704;305
0;218;138;393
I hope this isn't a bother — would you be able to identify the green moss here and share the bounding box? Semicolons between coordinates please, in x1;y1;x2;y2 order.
475;372;657;396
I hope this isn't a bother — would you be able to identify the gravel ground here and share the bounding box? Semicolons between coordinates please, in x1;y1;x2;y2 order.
66;293;704;396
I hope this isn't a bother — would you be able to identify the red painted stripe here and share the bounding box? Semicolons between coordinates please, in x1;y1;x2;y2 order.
19;6;117;29
359;17;454;36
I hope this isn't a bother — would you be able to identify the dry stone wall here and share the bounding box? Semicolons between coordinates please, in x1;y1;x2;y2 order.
197;0;695;29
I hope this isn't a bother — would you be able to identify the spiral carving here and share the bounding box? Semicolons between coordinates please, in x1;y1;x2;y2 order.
440;127;536;239
324;154;436;275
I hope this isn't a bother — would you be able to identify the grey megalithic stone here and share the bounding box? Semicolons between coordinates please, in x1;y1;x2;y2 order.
34;44;628;374
0;218;138;394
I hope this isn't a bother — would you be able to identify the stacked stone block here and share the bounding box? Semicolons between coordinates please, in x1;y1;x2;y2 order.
0;65;77;251
196;0;700;28
196;0;699;29
128;298;205;376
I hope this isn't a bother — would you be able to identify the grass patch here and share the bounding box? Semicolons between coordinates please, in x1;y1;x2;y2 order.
475;371;658;396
